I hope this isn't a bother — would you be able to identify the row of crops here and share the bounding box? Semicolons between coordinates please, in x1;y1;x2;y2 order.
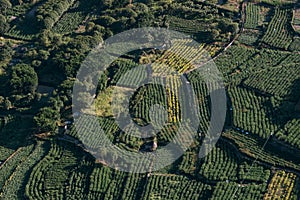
214;45;257;83
244;3;298;51
168;16;208;35
279;53;300;65
264;170;297;200
109;59;148;88
228;86;279;138
211;181;267;200
176;131;272;183
276;119;300;149
215;44;299;83
261;8;293;50
188;78;210;134
223;131;300;171
143;175;212;199
166;1;238;45
26;141;64;199
243;64;300;100
118;39;214;78
198;141;240;181
239;162;270;182
36;0;77;29
0;141;48;199
166;75;181;123
0;116;34;161
25;140;94;199
52;0;93;34
68;116;118;149
152;39;207;76
13;137;296;199
178;150;198;175
1;0;299;199
5;26;37;40
244;3;261;29
65;159;94;199
130;83;167;126
0;145;34;191
241;48;289;70
292;9;300;34
88;166;128;199
3;1;41;40
5;0;90;39
52;12;86;34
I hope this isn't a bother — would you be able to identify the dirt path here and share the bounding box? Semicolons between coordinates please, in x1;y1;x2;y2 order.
185;1;246;74
221;136;300;176
0;148;22;169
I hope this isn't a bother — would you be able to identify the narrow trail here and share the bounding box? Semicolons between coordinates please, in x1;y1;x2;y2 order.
221;136;300;177
185;1;246;74
0;148;22;169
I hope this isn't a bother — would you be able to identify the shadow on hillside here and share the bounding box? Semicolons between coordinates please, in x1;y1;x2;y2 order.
270;78;300;126
0;115;35;157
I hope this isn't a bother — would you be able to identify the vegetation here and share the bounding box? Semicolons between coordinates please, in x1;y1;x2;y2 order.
211;181;267;199
35;0;77;29
223;131;300;171
228;86;279;138
10;64;38;95
243;64;300;99
0;0;299;199
143;175;212;199
245;3;261;29
261;8;293;50
238;162;270;182
0;141;48;199
264;170;297;200
198;141;239;181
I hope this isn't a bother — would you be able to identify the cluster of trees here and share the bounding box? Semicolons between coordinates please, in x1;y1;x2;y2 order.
0;14;9;35
10;64;38;94
0;63;38;110
0;0;11;35
92;2;169;34
195;19;238;43
34;78;74;133
48;34;102;78
35;0;76;29
34;105;60;133
0;43;13;62
0;0;12;13
0;96;13;110
0;0;239;136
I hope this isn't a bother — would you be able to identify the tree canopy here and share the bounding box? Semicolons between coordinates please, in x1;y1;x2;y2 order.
34;106;60;133
10;64;38;95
